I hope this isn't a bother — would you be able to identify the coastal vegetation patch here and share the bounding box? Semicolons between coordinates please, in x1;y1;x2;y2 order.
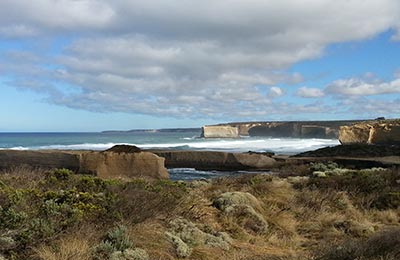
0;165;399;259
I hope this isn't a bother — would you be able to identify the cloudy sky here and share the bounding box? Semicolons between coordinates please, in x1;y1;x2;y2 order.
1;0;400;131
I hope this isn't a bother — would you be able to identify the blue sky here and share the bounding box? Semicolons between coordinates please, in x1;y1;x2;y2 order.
1;1;400;132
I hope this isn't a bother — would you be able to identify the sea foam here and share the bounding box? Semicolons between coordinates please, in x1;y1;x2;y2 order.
7;137;340;154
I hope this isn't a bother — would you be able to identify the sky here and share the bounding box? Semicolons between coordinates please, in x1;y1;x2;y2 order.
0;0;400;132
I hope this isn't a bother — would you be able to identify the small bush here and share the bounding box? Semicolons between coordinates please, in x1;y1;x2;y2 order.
316;228;400;260
301;168;400;209
105;225;133;252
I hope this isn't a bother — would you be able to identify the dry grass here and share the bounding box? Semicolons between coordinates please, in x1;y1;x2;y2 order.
370;209;400;225
34;236;92;260
126;220;176;260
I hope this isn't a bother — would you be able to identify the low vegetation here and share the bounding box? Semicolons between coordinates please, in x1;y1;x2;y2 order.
0;164;399;259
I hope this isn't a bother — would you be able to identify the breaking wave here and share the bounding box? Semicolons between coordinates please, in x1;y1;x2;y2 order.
4;138;340;154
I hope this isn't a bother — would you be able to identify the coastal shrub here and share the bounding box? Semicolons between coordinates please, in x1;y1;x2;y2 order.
213;192;269;234
165;232;192;258
310;162;339;172
105;225;133;252
316;228;400;260
110;179;187;223
372;192;400;210
0;169;124;258
94;241;115;260
165;218;231;258
301;167;400;209
93;225;150;260
110;248;149;260
274;163;312;178
50;168;73;180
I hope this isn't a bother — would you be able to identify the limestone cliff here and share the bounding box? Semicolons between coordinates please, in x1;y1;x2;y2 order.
79;150;169;180
0;147;169;180
201;125;239;138
0;150;80;171
202;120;364;139
339;120;400;145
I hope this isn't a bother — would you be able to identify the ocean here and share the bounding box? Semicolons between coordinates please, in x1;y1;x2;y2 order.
0;130;340;180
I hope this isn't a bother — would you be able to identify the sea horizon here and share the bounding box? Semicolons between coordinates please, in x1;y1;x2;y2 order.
0;131;340;155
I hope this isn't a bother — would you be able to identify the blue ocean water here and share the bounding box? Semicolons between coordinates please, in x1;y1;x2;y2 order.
0;131;339;153
0;131;340;180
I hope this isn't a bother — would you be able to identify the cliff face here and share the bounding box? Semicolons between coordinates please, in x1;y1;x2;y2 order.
339;120;400;145
203;120;364;139
0;147;169;180
79;151;169;179
0;150;80;171
201;125;239;138
153;150;276;170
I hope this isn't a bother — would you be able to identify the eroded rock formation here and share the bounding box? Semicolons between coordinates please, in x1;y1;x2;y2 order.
339;120;400;145
201;125;239;138
0;150;80;171
203;120;364;139
0;146;169;180
79;150;169;180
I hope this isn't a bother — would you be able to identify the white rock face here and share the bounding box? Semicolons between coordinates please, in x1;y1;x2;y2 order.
201;125;239;138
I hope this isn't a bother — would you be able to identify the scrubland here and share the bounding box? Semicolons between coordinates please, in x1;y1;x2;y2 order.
0;163;399;260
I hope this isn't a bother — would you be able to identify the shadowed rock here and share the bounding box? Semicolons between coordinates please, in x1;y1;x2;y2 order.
105;144;141;153
0;150;80;171
152;150;276;170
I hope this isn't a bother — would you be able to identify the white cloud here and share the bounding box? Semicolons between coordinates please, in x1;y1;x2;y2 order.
268;87;284;98
296;87;325;98
326;76;400;96
337;97;400;118
1;1;400;119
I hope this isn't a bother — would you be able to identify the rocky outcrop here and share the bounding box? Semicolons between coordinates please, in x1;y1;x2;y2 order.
79;150;169;180
339;125;371;144
0;150;80;171
105;144;141;153
152;150;276;170
339;120;400;145
369;123;400;144
201;125;239;138
0;146;169;180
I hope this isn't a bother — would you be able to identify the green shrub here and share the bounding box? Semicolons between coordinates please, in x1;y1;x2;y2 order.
49;168;73;181
302;168;400;209
93;225;133;259
105;225;132;252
